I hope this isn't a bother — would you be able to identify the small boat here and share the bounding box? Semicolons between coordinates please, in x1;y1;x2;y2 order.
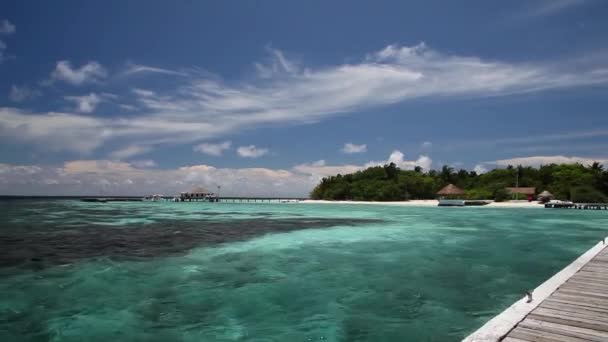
438;199;490;207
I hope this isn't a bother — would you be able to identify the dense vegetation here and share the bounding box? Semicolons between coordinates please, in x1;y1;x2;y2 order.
310;162;608;203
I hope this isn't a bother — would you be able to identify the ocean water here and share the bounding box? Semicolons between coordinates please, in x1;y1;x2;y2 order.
1;200;607;341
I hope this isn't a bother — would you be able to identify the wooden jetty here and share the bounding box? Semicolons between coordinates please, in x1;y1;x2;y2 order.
545;202;608;210
463;237;608;342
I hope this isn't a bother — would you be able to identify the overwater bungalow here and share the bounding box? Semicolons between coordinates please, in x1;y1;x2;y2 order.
179;186;216;202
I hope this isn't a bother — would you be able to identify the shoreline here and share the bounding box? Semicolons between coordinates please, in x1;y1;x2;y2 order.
301;199;544;208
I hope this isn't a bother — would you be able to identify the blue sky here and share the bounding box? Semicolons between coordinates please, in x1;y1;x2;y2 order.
1;0;608;196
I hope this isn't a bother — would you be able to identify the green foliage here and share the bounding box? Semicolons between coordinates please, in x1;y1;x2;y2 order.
465;188;493;200
493;189;510;202
310;161;608;203
571;186;608;203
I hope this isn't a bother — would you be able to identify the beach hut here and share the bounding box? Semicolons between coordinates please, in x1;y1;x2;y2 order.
437;184;465;198
505;187;536;201
537;190;554;203
437;184;466;206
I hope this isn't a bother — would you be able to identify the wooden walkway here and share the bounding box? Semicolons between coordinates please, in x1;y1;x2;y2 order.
503;244;608;342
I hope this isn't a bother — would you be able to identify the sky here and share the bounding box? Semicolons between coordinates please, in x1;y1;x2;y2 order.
1;0;608;196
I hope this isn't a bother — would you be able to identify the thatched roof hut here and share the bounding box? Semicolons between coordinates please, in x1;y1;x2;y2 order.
505;187;536;195
179;186;213;201
437;184;465;196
538;190;554;198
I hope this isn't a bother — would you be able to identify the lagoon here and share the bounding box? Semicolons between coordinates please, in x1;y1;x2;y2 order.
1;200;607;341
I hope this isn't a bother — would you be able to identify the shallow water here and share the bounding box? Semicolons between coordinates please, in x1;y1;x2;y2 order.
1;200;607;341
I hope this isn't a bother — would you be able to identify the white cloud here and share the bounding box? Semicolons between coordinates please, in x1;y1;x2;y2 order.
0;20;13;62
130;159;157;168
473;164;488;174
9;85;40;102
294;151;432;179
387;151;432;170
51;60;107;85
293;160;363;177
0;160;313;197
341;143;367;154
3;44;608;154
421;141;432;149
119;104;137;111
109;145;151;160
0;20;15;34
237;145;269;158
131;88;156;97
0;150;433;196
122;63;186;77
0;108;106;153
193;141;232;156
491;155;608;168
528;0;587;17
64;93;103;113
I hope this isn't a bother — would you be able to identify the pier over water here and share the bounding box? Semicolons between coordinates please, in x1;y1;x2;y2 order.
464;237;608;342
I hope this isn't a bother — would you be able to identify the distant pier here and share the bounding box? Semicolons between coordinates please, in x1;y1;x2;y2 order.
463;237;608;341
545;202;608;210
80;196;308;203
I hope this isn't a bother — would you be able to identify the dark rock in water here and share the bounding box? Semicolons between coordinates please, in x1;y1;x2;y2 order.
0;217;383;269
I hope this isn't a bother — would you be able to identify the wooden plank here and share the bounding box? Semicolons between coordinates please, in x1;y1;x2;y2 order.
551;293;608;308
558;288;608;301
569;276;608;286
534;307;608;324
560;283;608;294
509;326;595;342
502;338;530;342
565;278;608;287
541;301;608;317
578;269;608;277
519;318;608;341
528;313;608;333
485;244;608;342
501;336;529;342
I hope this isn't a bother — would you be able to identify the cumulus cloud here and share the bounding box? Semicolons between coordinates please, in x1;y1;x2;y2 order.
9;85;40;102
193;141;232;156
491;155;608;168
50;60;107;85
64;93;103;113
473;164;488;174
237;145;269;158
366;150;432;171
341;143;367;154
0;150;435;196
0;161;314;197
293;160;364;177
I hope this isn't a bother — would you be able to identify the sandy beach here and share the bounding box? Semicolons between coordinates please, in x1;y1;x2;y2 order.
301;199;544;208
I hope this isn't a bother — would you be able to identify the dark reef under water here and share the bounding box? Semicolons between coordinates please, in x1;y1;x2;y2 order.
1;217;382;269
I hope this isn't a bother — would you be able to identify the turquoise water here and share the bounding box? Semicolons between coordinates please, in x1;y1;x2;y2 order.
1;200;607;341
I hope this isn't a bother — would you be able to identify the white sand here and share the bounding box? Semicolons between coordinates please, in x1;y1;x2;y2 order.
301;199;544;208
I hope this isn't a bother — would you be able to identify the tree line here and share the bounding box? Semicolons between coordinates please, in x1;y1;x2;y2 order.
310;162;608;203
